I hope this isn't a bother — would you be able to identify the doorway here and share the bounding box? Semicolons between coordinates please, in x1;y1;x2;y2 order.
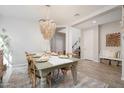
83;30;94;60
50;32;66;54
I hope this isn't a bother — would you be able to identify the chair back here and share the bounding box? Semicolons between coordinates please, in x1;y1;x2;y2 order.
30;56;37;73
28;56;37;87
58;51;64;55
25;52;31;64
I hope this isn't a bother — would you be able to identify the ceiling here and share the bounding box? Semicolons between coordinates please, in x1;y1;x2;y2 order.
74;6;122;29
0;5;108;25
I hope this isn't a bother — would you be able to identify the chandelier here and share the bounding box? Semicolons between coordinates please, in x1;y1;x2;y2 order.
39;5;56;40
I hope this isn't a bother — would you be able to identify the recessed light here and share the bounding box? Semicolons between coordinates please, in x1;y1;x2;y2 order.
92;20;96;24
45;5;51;7
120;21;122;24
74;13;80;17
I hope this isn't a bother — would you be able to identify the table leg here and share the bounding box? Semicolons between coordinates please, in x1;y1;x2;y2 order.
0;77;2;83
71;63;77;85
39;70;47;88
117;61;120;66
108;60;111;65
100;58;101;63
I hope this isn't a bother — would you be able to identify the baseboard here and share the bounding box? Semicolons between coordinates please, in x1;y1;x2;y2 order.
12;63;27;67
80;58;85;60
93;60;100;63
83;59;99;63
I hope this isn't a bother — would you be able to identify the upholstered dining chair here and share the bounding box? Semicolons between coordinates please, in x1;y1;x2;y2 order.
61;53;74;76
56;52;73;79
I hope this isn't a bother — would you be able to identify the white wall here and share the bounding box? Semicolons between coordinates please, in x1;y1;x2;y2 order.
93;26;99;62
100;21;121;57
83;29;94;60
81;26;99;62
58;27;80;54
70;27;80;47
0;16;50;66
81;21;121;62
51;32;65;52
80;31;84;59
66;27;72;53
66;27;80;53
121;31;124;80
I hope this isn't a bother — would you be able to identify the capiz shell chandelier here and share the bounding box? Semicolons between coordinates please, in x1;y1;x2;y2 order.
39;5;56;40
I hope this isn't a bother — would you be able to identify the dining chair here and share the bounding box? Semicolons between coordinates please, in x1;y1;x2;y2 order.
25;52;52;88
61;53;74;76
58;51;65;55
56;52;72;79
0;50;6;83
29;56;40;87
25;52;32;79
0;66;4;83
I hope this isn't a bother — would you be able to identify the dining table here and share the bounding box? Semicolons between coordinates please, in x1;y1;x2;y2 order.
32;53;80;88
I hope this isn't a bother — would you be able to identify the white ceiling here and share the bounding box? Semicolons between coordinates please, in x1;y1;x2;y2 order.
0;5;108;25
74;6;122;29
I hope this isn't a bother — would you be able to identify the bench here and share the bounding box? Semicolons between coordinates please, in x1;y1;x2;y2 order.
100;57;122;66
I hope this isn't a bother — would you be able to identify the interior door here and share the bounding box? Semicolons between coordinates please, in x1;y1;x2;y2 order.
83;30;94;60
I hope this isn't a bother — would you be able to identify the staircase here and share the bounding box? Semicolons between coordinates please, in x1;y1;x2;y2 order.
72;39;80;58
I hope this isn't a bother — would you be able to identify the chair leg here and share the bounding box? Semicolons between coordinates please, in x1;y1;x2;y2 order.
34;75;36;87
117;61;120;66
47;78;51;88
28;65;31;77
61;69;67;76
52;71;54;77
108;60;111;65
28;68;31;82
61;69;68;82
57;69;60;78
28;68;30;76
31;74;34;88
47;73;52;88
31;73;36;88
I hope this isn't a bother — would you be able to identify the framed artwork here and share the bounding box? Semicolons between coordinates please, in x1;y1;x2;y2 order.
106;32;120;47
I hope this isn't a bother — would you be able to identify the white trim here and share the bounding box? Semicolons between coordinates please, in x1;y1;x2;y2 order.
121;32;124;81
81;58;99;63
56;25;67;28
70;5;119;26
93;60;100;63
12;63;27;67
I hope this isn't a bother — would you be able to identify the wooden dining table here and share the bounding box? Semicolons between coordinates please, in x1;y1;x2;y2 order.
32;54;80;88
